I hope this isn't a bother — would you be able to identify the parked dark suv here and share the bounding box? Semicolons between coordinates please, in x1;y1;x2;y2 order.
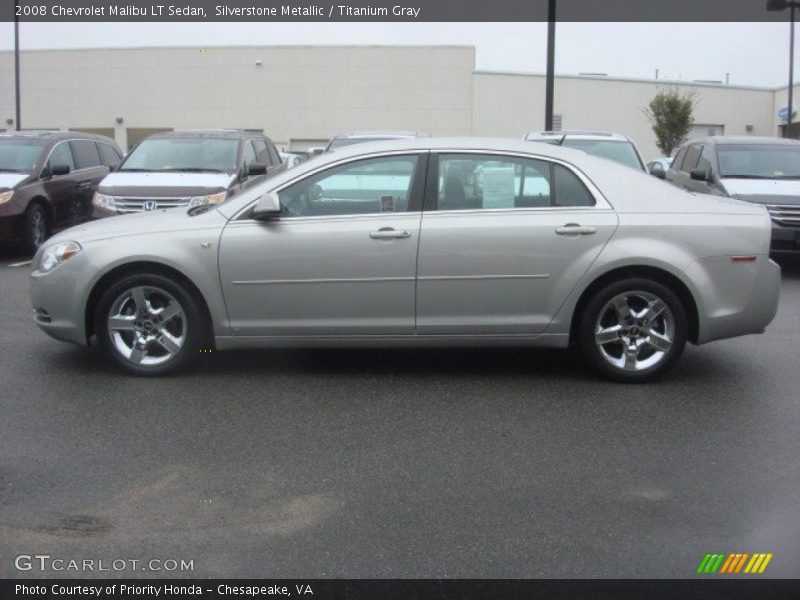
0;130;123;252
665;136;800;255
92;129;284;216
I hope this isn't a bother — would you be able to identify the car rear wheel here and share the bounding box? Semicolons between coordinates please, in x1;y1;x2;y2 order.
95;273;207;375
22;203;49;254
577;278;687;383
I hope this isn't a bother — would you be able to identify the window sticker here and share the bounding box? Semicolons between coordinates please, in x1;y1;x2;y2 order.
481;167;516;209
380;195;395;212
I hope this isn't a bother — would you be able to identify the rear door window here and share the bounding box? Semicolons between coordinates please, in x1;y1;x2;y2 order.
433;154;595;210
70;140;102;169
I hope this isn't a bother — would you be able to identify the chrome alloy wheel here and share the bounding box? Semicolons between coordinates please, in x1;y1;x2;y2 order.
106;285;186;366
594;290;675;372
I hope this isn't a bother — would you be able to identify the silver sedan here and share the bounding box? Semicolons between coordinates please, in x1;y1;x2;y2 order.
30;138;781;382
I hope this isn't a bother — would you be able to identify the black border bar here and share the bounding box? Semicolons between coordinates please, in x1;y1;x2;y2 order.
3;579;800;600
1;0;797;23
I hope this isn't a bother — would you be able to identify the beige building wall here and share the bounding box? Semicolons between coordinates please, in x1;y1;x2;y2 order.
0;45;787;159
473;72;777;160
772;82;800;134
0;45;475;150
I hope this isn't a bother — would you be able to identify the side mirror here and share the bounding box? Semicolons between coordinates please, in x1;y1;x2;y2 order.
50;164;71;176
246;163;267;176
252;192;281;220
649;163;666;179
690;168;710;182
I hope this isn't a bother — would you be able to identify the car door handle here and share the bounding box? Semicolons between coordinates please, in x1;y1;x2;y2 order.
555;224;597;236
369;228;411;240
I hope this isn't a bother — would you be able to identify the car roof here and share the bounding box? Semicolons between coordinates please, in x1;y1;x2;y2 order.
681;135;800;147
301;136;613;165
0;129;115;143
149;129;267;140
524;130;632;142
331;130;430;140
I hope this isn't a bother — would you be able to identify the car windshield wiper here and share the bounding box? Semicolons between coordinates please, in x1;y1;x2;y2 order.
721;174;774;179
0;168;26;173
117;168;164;172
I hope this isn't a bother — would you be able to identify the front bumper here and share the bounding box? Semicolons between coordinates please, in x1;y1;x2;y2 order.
30;251;93;346
770;223;800;254
0;203;25;242
0;214;22;242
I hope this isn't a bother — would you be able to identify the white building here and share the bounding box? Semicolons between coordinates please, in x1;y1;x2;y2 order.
0;45;794;159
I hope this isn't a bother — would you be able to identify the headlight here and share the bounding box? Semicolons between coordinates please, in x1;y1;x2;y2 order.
39;241;82;274
0;190;13;205
92;192;116;210
188;191;227;207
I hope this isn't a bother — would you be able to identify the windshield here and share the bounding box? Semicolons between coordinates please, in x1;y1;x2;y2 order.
120;138;239;172
718;144;800;178
561;139;644;171
0;139;48;173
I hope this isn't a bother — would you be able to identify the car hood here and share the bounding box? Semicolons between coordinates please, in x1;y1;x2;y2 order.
0;172;29;190
720;177;800;200
98;171;236;196
45;205;227;246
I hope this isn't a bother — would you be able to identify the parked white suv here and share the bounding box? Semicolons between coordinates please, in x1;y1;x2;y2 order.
524;131;647;172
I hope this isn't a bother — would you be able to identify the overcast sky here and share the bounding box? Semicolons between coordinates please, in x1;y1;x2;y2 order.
0;21;797;88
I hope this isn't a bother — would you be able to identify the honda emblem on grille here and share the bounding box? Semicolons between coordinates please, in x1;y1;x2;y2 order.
143;201;158;211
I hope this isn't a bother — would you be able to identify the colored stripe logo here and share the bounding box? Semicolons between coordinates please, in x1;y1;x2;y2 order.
696;553;773;574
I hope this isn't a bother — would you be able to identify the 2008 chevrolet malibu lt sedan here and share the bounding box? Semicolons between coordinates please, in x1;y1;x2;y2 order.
30;138;781;382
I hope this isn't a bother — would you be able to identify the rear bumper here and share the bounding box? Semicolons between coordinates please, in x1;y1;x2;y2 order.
688;256;781;345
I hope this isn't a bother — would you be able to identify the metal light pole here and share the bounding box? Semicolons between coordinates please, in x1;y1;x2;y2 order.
790;3;795;135
545;0;556;130
14;11;21;130
768;0;799;137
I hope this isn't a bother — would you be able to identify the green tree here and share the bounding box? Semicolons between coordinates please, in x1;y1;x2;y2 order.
644;89;696;157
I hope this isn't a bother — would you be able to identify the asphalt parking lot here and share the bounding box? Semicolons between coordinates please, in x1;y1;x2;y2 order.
1;249;799;579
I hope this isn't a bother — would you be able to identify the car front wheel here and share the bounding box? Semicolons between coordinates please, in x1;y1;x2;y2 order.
95;273;207;375
577;278;687;383
23;203;49;254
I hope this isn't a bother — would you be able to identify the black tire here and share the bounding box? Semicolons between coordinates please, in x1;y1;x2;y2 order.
22;203;49;254
95;273;209;376
577;278;688;383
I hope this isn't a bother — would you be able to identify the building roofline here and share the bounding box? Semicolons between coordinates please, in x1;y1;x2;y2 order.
0;44;476;54
473;69;777;92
